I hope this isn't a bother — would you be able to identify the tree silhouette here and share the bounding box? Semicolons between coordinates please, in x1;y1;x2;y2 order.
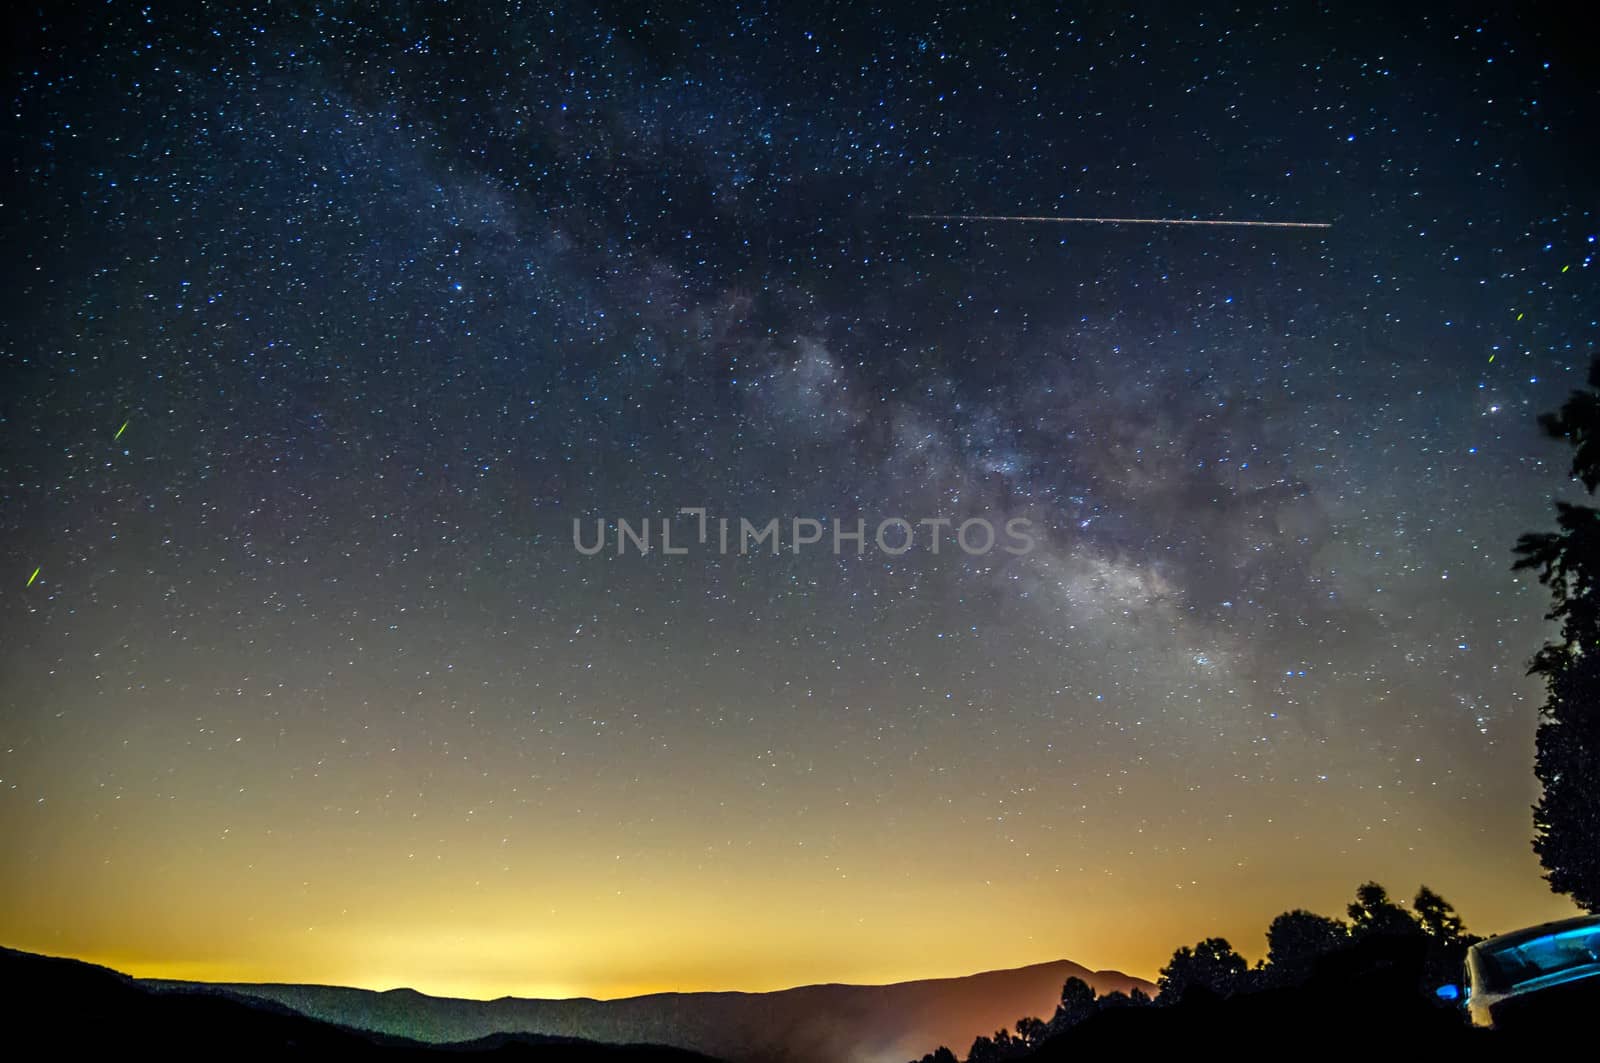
1514;357;1600;911
909;1048;958;1063
1049;975;1098;1031
1411;886;1465;941
1155;937;1248;1004
1013;1015;1049;1048
896;878;1481;1063
965;1028;1024;1063
1411;885;1479;987
1346;881;1419;939
1264;908;1349;985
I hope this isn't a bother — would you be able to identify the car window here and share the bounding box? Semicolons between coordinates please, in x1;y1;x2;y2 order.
1478;925;1600;993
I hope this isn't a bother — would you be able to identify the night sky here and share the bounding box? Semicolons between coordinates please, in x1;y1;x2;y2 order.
2;2;1596;998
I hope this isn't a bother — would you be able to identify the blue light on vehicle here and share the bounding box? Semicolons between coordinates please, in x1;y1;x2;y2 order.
1435;984;1461;1002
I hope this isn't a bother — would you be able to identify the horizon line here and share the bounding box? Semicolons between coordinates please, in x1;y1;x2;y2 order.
10;942;1156;1003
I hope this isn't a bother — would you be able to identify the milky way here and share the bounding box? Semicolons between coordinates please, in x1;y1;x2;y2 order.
1;3;1595;995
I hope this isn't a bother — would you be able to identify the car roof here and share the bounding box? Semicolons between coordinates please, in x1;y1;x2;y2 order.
1472;913;1600;953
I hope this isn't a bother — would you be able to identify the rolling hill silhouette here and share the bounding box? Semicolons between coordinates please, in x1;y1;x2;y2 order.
149;958;1152;1063
0;947;715;1060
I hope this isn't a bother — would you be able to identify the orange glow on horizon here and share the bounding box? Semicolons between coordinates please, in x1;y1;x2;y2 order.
1;712;1578;1000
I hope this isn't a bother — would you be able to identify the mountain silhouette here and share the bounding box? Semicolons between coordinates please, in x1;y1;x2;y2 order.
0;946;715;1060
148;958;1152;1063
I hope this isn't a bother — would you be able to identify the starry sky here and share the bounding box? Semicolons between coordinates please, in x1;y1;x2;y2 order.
2;2;1596;999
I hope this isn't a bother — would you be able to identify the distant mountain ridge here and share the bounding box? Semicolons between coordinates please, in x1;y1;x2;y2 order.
0;946;713;1060
149;959;1155;1063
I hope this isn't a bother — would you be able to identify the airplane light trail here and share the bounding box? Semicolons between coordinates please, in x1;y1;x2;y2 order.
910;213;1331;229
